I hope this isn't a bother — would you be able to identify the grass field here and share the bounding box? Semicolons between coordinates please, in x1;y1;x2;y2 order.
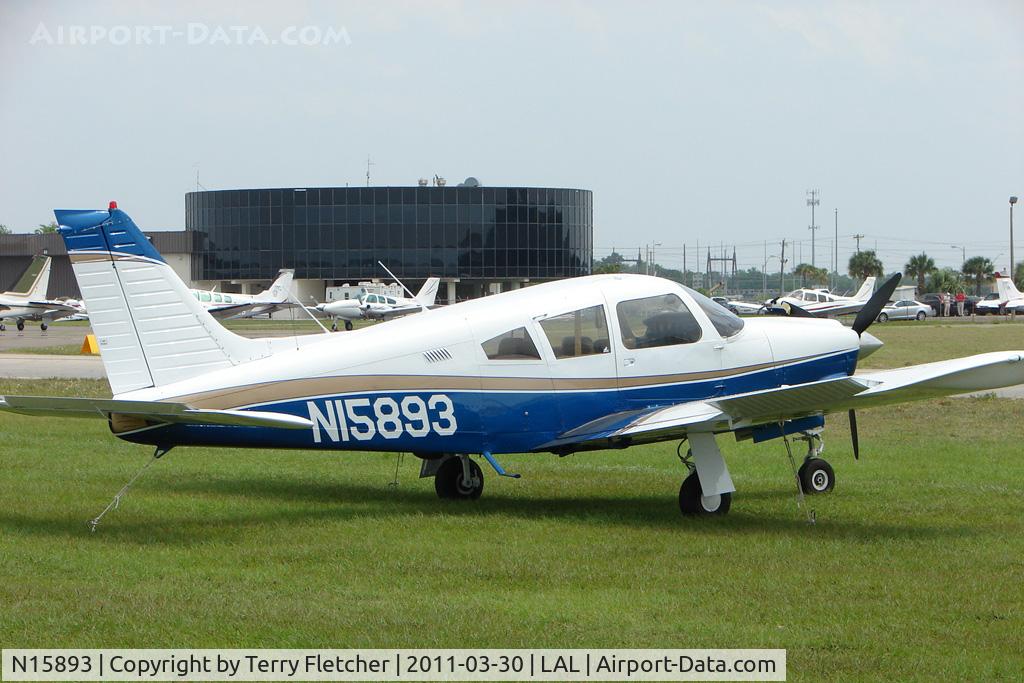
1;325;1023;681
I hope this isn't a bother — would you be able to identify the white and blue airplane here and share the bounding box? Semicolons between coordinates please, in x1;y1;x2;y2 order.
3;203;1024;518
0;255;84;332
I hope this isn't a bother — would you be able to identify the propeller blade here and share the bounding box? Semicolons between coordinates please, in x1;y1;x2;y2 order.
851;273;902;335
782;301;817;318
849;409;860;460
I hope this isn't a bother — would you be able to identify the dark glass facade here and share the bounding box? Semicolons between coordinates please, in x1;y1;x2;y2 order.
185;186;592;282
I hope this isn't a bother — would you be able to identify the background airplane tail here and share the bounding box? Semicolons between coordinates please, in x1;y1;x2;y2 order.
995;275;1022;301
259;269;294;302
55;205;273;395
415;277;440;307
4;255;52;300
853;277;877;301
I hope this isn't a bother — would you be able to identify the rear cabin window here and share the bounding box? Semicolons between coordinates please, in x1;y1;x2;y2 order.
539;305;611;359
213;293;223;303
617;294;702;349
482;327;541;360
199;291;212;302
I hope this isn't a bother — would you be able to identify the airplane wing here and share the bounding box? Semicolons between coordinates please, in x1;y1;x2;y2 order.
538;352;1024;452
0;395;312;430
208;302;302;319
369;303;434;320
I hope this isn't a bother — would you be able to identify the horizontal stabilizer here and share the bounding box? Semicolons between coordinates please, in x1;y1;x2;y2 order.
0;395;312;430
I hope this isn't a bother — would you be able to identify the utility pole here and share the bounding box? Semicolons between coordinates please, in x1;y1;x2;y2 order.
807;189;820;268
1010;196;1018;281
780;239;787;296
833;208;838;290
853;233;865;253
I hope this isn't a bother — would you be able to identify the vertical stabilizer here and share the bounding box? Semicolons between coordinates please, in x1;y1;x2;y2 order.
995;275;1022;301
259;269;295;302
4;255;52;299
55;205;274;395
415;277;440;307
852;277;877;301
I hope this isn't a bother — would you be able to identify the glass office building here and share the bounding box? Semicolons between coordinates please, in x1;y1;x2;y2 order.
185;186;593;288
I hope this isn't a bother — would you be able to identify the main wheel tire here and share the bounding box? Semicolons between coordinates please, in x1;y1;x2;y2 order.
678;471;731;516
40;322;48;331
435;457;484;500
798;458;835;494
344;320;353;331
877;312;888;323
916;311;926;321
16;320;24;331
331;321;338;332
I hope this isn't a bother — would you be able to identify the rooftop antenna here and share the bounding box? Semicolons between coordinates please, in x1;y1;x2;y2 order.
366;155;375;187
192;163;207;192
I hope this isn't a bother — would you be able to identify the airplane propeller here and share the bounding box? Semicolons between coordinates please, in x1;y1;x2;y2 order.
846;272;903;461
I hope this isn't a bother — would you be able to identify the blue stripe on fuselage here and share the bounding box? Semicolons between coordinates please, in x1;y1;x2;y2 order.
118;350;859;454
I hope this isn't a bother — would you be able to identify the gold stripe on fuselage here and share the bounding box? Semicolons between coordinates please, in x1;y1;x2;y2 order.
172;353;836;410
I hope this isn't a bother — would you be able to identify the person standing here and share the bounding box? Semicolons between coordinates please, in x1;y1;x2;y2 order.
943;291;952;317
938;291;947;317
955;290;966;317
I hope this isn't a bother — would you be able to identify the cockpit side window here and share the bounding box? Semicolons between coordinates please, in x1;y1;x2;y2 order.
539;305;611;359
481;327;541;360
616;294;702;349
687;287;745;337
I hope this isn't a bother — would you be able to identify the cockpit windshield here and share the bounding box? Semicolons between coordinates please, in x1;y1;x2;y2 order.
682;286;745;337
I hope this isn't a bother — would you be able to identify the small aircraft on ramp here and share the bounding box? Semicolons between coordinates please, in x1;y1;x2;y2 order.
315;277;440;331
765;277;877;317
190;270;298;319
0;255;84;332
2;203;1023;521
976;275;1024;315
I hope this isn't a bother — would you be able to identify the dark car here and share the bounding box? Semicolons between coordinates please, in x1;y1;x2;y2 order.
919;292;980;316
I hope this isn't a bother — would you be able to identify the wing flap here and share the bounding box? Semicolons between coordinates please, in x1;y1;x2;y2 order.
0;395;312;429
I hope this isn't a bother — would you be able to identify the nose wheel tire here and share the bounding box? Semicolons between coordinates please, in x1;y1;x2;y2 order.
40;322;48;331
678;471;731;516
344;320;353;331
16;320;25;332
435;457;484;500
331;321;338;332
798;458;835;494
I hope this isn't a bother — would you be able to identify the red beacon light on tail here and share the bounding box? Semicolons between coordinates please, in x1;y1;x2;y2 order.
109;201;118;210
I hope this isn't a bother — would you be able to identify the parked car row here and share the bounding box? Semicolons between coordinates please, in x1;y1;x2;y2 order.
876;300;933;322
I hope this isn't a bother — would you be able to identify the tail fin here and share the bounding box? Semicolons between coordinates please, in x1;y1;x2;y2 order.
55;205;275;395
258;269;294;302
853;276;876;301
3;255;52;299
995;274;1022;301
415;277;440;307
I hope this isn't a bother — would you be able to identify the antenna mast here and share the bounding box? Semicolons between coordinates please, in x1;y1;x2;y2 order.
807;189;820;268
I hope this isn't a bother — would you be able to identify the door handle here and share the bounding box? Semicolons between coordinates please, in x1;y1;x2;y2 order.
623;357;636;367
713;344;725;350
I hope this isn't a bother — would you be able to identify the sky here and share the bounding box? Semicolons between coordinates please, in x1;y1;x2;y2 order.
0;0;1021;274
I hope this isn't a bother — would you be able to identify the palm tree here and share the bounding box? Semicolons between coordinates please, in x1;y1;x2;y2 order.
927;268;962;294
1014;262;1024;286
793;263;814;286
905;253;936;296
34;221;58;234
961;256;995;295
848;250;884;281
0;224;11;235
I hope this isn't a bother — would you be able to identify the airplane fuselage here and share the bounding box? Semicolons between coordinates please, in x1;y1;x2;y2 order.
115;275;861;455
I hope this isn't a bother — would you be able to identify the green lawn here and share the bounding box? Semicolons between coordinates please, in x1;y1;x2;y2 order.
860;319;1024;369
0;377;1022;680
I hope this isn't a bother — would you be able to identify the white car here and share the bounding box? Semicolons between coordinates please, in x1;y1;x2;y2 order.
877;299;933;322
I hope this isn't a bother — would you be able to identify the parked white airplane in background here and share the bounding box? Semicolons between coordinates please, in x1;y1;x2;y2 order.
4;204;1024;525
315;277;440;331
189;270;297;319
976;275;1024;315
766;277;877;317
0;255;83;332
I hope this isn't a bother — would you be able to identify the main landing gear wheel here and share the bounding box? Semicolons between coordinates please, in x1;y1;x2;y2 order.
331;321;338;332
798;458;835;494
16;320;25;332
0;324;5;331
678;471;731;516
40;322;48;331
435;457;484;500
344;320;353;331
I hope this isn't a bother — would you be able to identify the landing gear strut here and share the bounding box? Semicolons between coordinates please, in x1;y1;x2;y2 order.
793;430;835;495
434;455;483;499
676;433;735;516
